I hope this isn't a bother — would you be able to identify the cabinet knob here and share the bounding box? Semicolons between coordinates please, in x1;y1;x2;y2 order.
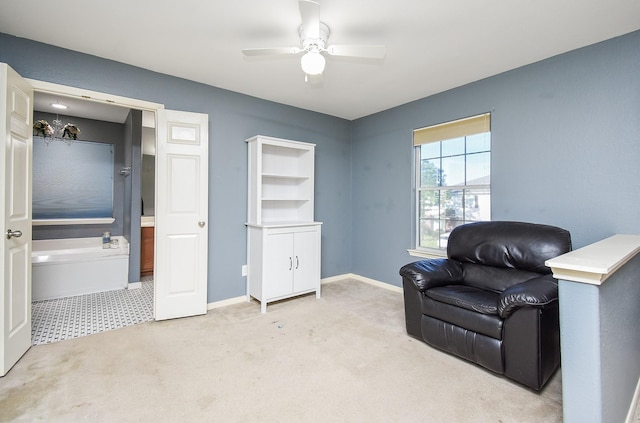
198;221;206;228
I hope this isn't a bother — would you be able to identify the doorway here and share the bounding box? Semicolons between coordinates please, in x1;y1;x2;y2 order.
30;91;156;344
3;66;209;375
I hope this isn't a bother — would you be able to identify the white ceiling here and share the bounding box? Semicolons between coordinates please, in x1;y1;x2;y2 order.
34;92;131;123
2;0;640;121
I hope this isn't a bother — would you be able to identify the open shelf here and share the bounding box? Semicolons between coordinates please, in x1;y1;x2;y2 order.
247;135;316;225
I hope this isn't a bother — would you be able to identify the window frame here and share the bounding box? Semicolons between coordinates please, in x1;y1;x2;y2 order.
410;113;491;257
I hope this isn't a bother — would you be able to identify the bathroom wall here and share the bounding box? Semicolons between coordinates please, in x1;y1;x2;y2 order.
32;112;126;240
123;110;143;282
141;155;155;216
141;122;156;216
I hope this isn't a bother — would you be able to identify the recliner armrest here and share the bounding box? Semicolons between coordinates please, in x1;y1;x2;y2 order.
399;259;463;292
498;274;558;318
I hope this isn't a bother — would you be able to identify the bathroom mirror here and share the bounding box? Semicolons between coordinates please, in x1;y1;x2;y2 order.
33;138;114;221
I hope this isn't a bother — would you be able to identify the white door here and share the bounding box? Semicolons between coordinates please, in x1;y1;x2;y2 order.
155;109;208;321
0;64;33;376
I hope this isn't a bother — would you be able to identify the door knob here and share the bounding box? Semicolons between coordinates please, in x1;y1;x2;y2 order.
198;221;206;228
6;229;22;239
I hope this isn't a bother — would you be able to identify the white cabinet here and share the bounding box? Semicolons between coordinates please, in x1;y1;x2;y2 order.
245;135;321;312
246;135;315;225
247;224;321;313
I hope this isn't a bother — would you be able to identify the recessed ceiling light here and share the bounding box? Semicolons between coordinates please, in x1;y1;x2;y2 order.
50;103;68;110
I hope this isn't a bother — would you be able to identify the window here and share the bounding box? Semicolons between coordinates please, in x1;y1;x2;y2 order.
414;113;491;252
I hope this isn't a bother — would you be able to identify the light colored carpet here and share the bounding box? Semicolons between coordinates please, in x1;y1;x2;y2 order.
0;279;563;422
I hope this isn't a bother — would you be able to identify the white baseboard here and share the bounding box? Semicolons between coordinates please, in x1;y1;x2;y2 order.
210;274;401;312
322;273;403;293
320;274;352;284
207;295;247;310
127;282;142;290
625;375;640;423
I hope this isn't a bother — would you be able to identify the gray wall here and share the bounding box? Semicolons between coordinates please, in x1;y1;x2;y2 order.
0;32;352;303
4;30;639;299
559;251;640;422
351;30;640;286
31;112;126;240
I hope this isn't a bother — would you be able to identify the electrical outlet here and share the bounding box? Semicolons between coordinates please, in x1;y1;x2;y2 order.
241;265;247;276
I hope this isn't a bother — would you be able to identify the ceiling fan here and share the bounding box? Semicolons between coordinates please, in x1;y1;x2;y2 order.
242;0;386;80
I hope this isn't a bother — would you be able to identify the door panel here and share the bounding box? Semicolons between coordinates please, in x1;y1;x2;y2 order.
8;245;28;333
167;234;198;294
168;155;199;212
264;232;293;299
1;63;33;376
292;229;320;293
155;109;208;321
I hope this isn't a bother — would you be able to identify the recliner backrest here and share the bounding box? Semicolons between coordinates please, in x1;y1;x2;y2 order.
447;221;572;274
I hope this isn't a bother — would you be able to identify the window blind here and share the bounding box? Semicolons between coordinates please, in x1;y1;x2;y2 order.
413;113;491;146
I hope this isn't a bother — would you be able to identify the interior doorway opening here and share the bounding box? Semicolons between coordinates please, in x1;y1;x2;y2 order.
3;66;209;375
30;86;158;345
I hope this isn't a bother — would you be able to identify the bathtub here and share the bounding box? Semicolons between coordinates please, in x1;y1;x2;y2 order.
32;236;129;301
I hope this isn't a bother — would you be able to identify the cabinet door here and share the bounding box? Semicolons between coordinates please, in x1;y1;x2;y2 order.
140;227;155;276
292;229;319;293
263;232;294;299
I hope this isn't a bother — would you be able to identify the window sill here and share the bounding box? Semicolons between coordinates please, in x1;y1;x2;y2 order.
407;248;447;259
33;218;115;226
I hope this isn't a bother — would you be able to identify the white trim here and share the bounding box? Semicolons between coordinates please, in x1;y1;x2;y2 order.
625;375;640;423
320;274;351;284
210;274;400;313
546;234;640;285
33;218;115;226
127;282;142;290
407;248;446;259
26;79;164;113
322;273;403;293
207;296;247;310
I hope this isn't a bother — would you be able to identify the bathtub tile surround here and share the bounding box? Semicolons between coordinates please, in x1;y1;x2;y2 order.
31;277;153;345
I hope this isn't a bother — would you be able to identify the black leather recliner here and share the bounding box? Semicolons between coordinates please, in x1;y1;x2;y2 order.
399;221;572;390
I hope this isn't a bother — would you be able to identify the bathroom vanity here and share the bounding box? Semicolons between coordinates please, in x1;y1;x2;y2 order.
141;216;155;276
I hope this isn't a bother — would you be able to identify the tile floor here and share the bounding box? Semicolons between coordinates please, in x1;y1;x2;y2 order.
31;276;154;345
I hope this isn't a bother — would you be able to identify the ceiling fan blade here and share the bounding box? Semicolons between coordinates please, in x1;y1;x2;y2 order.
325;44;386;59
242;47;302;56
299;0;320;39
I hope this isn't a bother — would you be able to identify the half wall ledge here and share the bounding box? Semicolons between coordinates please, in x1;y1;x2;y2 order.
545;234;640;285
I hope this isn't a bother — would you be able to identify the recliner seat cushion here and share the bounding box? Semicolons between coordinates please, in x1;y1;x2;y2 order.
426;285;499;315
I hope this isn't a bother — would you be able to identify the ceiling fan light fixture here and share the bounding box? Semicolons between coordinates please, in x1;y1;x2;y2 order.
300;50;325;75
